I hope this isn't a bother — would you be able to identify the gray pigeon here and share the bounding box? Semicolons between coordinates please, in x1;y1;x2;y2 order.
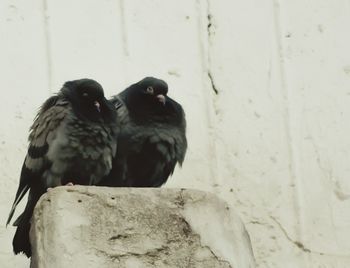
7;79;118;257
98;77;187;187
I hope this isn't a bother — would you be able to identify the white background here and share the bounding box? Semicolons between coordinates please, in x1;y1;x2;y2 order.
1;0;350;267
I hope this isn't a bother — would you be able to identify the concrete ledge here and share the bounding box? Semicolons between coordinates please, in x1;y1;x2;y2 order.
30;186;256;268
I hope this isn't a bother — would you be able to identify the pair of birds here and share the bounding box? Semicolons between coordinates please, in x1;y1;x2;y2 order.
6;77;187;258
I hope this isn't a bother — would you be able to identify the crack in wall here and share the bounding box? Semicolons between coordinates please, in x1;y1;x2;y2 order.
270;216;311;253
207;14;213;31
269;216;348;257
118;0;129;83
118;0;128;57
206;9;219;95
204;245;233;267
42;0;53;94
208;72;219;95
272;0;305;243
195;0;222;190
308;136;350;202
249;216;349;258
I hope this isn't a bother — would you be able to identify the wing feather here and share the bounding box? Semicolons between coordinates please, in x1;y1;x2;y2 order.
6;96;69;225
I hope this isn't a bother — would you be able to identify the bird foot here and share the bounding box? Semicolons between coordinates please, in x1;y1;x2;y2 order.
47;182;74;191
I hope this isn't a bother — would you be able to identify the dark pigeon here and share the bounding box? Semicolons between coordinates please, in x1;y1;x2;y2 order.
7;79;118;257
99;77;187;188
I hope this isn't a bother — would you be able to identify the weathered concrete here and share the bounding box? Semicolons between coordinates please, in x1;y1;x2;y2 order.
30;186;255;268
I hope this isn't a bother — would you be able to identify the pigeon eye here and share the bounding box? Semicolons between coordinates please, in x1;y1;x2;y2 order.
82;92;88;97
146;86;154;94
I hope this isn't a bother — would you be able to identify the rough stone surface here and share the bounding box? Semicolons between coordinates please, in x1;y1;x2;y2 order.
30;186;255;268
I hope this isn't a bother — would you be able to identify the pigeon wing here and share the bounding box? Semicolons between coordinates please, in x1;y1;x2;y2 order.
6;95;69;226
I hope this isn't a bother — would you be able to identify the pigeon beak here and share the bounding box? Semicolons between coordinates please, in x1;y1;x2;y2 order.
157;94;166;105
94;101;101;112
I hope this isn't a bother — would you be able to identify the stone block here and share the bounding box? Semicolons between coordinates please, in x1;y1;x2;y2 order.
30;186;255;268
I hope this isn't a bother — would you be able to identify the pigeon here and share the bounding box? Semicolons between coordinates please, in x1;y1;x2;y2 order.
98;77;187;188
7;78;118;257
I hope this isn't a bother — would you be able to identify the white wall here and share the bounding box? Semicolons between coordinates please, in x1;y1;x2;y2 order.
1;0;350;267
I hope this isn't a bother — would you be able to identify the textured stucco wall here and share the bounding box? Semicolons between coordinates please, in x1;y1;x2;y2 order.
1;0;350;267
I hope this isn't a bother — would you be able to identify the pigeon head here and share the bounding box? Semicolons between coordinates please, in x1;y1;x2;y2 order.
62;79;116;122
137;77;168;106
124;77;174;118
